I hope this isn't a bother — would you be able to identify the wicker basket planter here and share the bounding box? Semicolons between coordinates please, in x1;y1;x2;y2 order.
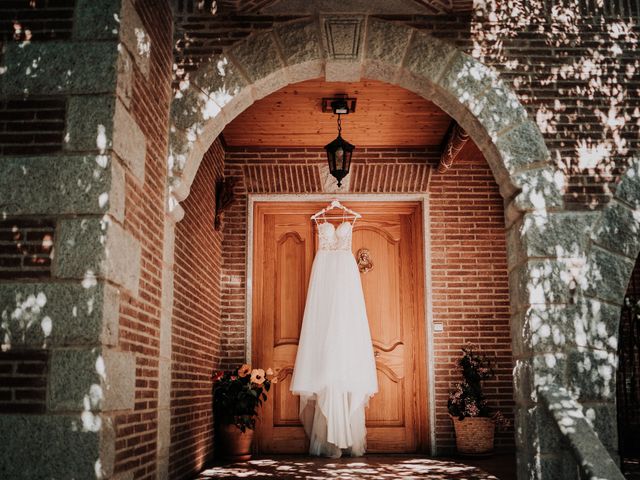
450;415;495;455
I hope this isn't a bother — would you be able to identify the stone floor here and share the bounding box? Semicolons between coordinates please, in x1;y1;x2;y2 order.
196;453;517;479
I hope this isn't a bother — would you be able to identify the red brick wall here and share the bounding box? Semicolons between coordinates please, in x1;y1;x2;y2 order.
429;143;513;452
112;1;174;478
170;139;225;479
217;142;514;452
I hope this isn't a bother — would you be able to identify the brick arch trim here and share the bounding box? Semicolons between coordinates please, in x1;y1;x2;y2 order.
167;16;560;222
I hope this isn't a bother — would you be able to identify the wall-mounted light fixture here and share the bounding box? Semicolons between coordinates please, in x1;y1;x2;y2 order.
322;96;356;188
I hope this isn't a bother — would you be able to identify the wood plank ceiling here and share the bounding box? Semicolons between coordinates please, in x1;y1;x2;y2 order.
222;79;453;148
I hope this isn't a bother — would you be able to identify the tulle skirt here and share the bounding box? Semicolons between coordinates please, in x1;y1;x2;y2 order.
290;249;378;457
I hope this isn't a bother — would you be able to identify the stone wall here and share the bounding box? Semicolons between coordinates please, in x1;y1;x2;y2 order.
0;0;174;478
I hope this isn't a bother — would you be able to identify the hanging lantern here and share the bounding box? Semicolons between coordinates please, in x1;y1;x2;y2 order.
324;98;356;188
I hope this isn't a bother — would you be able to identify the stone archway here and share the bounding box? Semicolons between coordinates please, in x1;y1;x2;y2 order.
163;16;635;480
167;17;560;221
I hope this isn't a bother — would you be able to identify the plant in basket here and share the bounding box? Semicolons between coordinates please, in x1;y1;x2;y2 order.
447;344;510;455
212;364;277;461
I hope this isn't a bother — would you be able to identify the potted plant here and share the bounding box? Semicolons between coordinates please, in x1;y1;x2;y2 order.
212;364;276;461
447;344;508;455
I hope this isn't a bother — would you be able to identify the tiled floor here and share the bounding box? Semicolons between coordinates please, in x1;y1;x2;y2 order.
196;453;517;479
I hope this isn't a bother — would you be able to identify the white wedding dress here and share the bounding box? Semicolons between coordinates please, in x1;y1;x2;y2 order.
290;220;378;458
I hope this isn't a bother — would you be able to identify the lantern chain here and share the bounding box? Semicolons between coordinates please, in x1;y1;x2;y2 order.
337;113;342;137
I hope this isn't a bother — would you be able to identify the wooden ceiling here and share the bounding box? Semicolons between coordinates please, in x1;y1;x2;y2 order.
222;79;453;148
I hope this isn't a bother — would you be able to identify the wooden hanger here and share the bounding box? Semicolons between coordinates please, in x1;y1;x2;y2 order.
310;199;361;221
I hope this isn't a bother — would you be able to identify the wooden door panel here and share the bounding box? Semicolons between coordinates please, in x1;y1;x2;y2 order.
274;231;307;344
255;213;312;453
367;372;404;425
374;341;405;379
273;373;299;425
353;225;402;346
367;427;409;451
352;221;410;443
253;202;427;454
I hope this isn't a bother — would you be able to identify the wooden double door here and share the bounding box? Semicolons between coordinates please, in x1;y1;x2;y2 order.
251;201;428;453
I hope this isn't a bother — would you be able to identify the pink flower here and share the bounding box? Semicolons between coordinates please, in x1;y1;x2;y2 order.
465;403;479;416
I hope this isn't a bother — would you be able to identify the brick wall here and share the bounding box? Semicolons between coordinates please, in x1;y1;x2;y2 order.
626;257;640;297
1;0;75;42
0;350;48;414
111;1;174;478
214;142;514;452
618;256;640;456
0;218;54;279
170;139;225;479
429;143;513;451
0;215;54;417
0;98;66;156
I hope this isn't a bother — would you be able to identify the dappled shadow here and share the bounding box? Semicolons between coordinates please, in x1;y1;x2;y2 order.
470;1;639;209
197;455;505;479
539;385;625;480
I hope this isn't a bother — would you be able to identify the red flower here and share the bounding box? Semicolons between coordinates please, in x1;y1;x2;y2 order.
212;370;223;382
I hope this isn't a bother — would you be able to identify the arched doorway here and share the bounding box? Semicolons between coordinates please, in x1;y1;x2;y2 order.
165;14;550;459
164;14;640;480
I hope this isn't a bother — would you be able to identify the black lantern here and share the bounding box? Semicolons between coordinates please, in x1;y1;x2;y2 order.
324;99;355;188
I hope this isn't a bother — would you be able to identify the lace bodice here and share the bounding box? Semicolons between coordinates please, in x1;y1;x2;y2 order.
317;221;353;251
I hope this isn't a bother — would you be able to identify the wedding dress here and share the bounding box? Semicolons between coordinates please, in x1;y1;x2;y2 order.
290;220;378;458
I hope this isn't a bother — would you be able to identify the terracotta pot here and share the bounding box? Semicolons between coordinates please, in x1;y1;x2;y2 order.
450;415;495;455
218;424;254;462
